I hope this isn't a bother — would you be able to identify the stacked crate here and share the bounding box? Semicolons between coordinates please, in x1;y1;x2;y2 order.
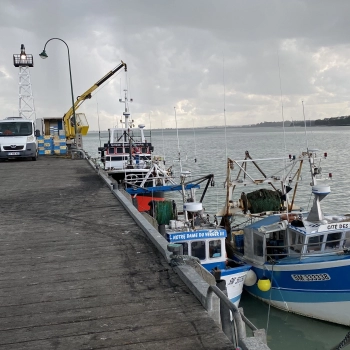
53;135;67;155
44;136;53;155
37;136;45;155
37;135;67;156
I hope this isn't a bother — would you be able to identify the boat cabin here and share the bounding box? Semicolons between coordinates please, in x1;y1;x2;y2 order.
241;215;350;263
167;228;227;270
99;125;154;171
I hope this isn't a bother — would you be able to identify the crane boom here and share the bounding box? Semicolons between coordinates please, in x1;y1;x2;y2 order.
63;61;127;141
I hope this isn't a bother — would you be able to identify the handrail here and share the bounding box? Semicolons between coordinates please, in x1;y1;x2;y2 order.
207;284;261;347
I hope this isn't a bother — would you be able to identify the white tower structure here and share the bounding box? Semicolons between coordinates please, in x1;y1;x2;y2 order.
13;44;36;120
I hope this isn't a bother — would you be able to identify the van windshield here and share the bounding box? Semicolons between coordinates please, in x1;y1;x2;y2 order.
0;122;32;136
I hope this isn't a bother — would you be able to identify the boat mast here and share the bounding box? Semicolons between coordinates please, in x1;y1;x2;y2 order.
120;88;133;167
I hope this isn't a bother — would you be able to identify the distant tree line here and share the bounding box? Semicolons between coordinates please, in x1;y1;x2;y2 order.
314;115;350;126
249;115;350;127
250;120;315;127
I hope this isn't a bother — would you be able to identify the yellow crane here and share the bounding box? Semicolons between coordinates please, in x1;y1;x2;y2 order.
63;61;127;142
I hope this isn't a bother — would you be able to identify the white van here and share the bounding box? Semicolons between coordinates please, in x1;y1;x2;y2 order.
0;117;39;161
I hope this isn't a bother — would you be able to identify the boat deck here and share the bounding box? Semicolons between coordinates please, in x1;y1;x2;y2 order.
0;157;233;350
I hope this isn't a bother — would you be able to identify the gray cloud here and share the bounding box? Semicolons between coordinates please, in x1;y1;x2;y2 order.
1;0;350;129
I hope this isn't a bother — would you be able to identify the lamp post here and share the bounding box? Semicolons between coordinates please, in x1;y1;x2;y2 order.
39;38;79;149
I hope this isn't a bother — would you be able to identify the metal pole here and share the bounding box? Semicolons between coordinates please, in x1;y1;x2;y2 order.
41;38;79;149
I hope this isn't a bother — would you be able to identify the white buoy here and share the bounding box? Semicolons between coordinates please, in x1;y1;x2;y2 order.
183;202;203;212
244;270;257;286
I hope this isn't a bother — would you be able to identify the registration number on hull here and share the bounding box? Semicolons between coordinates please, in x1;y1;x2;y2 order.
291;273;330;282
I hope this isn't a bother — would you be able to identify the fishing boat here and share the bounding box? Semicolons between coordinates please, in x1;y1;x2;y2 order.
98;88;166;211
219;149;350;325
126;166;251;307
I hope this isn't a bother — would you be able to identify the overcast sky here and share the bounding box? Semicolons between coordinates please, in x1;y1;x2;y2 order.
1;0;350;130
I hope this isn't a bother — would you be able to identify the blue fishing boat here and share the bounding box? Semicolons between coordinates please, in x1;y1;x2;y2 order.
220;150;350;325
126;168;251;307
167;227;251;306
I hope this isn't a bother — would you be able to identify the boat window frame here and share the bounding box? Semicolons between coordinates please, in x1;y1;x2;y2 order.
208;239;222;259
288;229;306;254
265;230;287;260
344;231;350;249
190;240;206;260
306;234;325;253
253;231;265;259
324;231;343;251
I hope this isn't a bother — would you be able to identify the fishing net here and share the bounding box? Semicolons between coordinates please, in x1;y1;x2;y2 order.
154;200;176;225
246;189;281;214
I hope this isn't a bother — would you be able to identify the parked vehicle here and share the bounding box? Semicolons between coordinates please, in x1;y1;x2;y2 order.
0;117;40;160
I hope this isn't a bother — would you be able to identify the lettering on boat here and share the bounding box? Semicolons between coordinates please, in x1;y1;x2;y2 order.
327;223;349;230
291;273;330;282
168;229;226;242
318;221;350;231
228;275;245;286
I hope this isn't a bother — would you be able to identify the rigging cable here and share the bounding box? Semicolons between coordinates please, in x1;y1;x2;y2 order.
278;51;292;213
96;99;101;148
174;106;182;173
223;57;228;162
302;101;313;211
192;119;197;163
149;112;152;144
161;117;166;164
302;100;309;151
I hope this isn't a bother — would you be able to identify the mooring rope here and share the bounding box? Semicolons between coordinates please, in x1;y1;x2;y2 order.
331;331;350;350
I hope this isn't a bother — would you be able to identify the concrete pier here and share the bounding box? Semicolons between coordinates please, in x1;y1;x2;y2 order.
0;157;234;349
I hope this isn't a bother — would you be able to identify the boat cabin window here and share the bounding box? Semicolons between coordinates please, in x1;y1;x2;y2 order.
325;232;342;250
191;241;206;260
289;230;305;253
109;156;128;161
307;235;324;253
253;233;264;257
209;240;221;258
142;147;148;153
117;147;123;154
266;230;286;260
344;231;350;248
108;147;115;154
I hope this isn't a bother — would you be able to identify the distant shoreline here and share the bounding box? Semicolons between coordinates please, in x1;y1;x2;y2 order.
88;124;350;133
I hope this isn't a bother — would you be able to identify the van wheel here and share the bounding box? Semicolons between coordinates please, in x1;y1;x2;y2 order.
32;151;38;161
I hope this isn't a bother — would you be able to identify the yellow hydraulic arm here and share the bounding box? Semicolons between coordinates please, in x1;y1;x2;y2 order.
63;61;127;139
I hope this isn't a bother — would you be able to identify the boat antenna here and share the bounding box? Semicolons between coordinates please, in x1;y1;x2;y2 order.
149;112;152;129
161;117;166;164
96;99;102;147
174;106;182;172
277;51;291;212
192;119;197;163
302;100;309;151
223;57;228;161
278;52;287;155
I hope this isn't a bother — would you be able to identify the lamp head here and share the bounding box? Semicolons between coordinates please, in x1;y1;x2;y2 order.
39;50;48;59
20;44;27;60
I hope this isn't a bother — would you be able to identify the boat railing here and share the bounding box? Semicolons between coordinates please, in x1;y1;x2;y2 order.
207;284;268;348
265;238;348;261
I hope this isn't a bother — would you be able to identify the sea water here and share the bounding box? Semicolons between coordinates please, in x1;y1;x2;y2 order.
83;126;350;350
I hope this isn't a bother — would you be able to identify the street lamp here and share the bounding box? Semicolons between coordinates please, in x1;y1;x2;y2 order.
39;38;79;149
